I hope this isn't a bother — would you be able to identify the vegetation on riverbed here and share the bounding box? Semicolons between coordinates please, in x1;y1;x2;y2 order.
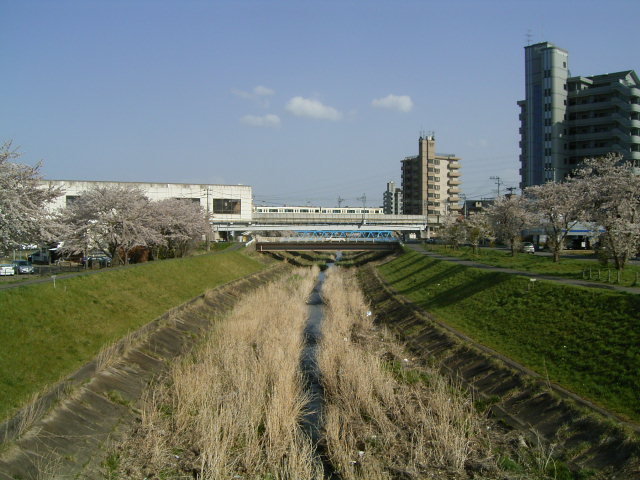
111;268;322;479
378;248;640;421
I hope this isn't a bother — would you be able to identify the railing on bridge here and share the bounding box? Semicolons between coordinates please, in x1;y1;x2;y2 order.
292;230;397;241
255;230;400;251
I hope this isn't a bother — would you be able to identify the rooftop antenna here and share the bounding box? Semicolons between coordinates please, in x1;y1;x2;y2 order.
356;193;367;208
526;29;532;46
337;196;345;208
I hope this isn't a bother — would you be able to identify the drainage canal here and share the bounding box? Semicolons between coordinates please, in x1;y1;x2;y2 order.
300;253;342;479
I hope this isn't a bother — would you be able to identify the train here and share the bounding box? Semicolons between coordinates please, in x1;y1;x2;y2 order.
253;206;385;215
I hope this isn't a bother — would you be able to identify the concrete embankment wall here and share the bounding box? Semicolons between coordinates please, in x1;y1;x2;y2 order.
358;263;639;477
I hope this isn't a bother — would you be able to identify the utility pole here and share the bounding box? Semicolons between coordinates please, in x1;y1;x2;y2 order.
205;187;211;251
337;196;345;208
357;194;367;224
490;176;502;197
505;186;517;198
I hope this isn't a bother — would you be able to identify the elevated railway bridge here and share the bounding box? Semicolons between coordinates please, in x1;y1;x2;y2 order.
212;212;431;251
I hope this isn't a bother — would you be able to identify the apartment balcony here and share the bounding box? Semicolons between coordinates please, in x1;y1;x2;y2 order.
569;146;620;157
448;186;461;194
568;115;616;127
448;194;460;203
449;202;462;210
448;161;461;169
569;82;640;100
448;169;461;177
448;178;461;186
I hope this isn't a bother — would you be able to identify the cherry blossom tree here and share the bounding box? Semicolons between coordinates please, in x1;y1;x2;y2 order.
58;184;161;265
0;141;61;255
525;180;585;262
438;212;466;249
486;194;534;256
150;198;209;258
462;212;493;255
575;154;640;271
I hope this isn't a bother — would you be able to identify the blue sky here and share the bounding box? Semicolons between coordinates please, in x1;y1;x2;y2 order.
2;0;639;207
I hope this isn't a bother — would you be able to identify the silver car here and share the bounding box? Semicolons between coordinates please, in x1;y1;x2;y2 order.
12;260;35;274
521;242;535;254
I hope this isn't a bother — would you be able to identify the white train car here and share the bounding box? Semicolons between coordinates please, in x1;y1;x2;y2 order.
254;206;384;215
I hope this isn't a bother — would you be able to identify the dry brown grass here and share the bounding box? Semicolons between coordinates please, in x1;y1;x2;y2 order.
318;268;496;479
113;267;324;479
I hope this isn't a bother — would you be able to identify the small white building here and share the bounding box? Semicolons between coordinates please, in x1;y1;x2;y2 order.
43;180;253;224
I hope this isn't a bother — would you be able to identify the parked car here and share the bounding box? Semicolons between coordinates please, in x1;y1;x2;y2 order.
521;242;535;254
0;264;16;276
82;255;112;268
12;260;35;274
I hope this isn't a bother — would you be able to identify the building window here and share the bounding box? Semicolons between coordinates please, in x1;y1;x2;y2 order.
212;199;241;214
65;195;80;206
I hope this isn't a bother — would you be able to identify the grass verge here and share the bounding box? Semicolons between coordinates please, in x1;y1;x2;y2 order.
0;250;264;421
377;248;640;422
424;244;640;287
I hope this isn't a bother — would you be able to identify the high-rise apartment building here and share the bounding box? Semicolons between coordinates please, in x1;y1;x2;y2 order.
383;181;403;214
519;41;640;189
401;135;461;216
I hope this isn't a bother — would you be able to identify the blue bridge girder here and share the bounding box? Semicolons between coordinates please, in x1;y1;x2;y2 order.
294;230;395;239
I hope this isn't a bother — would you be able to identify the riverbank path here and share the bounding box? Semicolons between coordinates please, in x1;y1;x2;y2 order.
406;244;640;295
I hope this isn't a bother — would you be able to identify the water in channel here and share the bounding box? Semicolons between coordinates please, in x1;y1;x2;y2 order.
300;253;342;479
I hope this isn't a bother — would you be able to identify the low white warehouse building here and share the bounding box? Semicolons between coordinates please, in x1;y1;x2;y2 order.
43;180;253;225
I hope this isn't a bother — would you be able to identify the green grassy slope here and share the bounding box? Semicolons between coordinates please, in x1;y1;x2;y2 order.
0;251;264;420
378;249;640;421
424;245;640;287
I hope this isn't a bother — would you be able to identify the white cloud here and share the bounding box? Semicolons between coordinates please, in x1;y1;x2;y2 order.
231;88;253;100
232;86;276;107
241;114;281;128
253;85;275;96
371;94;414;113
285;96;342;121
